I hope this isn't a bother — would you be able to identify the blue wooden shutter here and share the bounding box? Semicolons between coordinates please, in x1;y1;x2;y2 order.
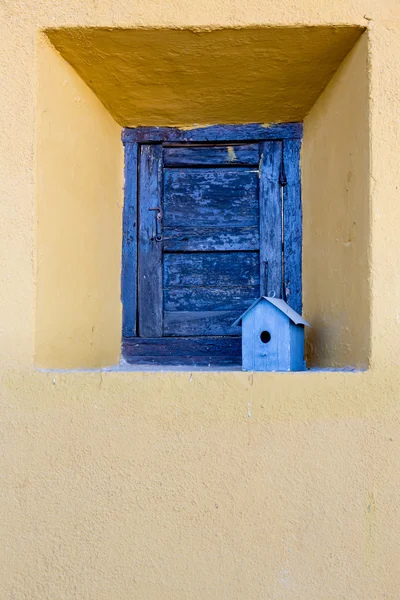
138;144;163;337
162;144;262;338
122;125;302;366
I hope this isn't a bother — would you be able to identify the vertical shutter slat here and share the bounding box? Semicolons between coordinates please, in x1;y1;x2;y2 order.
259;141;283;297
283;138;302;313
138;144;163;337
122;142;138;337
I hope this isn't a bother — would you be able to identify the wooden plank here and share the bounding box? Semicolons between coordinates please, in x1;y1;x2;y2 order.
163;144;259;167
163;252;260;288
259;141;283;297
122;336;241;366
164;311;242;336
164;285;259;311
122;122;303;143
163;226;259;252
283;138;302;313
163;168;259;227
121;142;138;337
138;144;163;337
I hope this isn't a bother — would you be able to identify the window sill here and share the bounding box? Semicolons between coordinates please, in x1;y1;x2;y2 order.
38;362;364;374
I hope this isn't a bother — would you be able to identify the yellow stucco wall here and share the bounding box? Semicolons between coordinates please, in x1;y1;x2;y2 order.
36;36;123;368
1;2;400;599
303;34;370;368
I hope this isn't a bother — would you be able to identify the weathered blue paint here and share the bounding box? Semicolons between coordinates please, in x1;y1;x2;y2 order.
164;285;259;311
163;168;259;227
121;123;303;367
283;138;302;313
164;251;259;288
163;162;260;337
122;122;303;143
162;225;259;252
137;144;163;337
163;144;260;167
236;297;309;371
164;310;242;336
259;141;282;297
163;250;259;336
121;141;138;337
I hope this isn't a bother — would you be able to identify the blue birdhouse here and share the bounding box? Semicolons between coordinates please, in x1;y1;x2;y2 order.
233;297;310;372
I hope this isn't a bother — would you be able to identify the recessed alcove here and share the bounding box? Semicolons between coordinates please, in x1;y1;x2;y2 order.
45;26;364;127
35;25;369;369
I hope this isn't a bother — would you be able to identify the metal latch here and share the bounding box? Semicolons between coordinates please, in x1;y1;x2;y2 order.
148;207;163;242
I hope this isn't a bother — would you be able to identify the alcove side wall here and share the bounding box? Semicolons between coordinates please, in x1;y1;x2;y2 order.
302;33;370;368
35;36;123;368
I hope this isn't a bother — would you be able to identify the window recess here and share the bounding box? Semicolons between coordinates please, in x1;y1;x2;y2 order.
121;123;302;367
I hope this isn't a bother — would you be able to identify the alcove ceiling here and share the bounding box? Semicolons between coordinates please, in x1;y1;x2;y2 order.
46;26;364;127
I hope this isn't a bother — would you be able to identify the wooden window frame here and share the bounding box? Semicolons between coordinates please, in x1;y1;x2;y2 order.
121;123;303;367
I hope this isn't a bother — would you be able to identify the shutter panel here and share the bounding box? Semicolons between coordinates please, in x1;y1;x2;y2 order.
126;133;295;367
162;162;261;337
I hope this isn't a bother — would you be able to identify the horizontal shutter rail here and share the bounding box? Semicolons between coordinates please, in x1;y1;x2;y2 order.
122;122;303;143
162;225;259;252
122;337;241;367
164;311;242;336
164;285;259;311
163;144;259;167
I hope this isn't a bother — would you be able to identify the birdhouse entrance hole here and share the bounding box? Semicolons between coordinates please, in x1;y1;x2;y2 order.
260;331;271;344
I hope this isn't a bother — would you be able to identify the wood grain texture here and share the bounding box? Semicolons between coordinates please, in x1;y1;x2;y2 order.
122;336;241;366
163;168;259;227
163;144;259;167
121;142;138;337
283;138;302;313
122;123;302;367
164;311;242;336
259;141;283;297
122;122;303;143
163;252;260;288
164;285;259;311
162;226;259;252
138;144;163;337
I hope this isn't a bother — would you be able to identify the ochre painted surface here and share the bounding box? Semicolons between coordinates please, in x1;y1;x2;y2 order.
46;26;363;127
0;0;400;598
302;34;370;368
36;36;123;368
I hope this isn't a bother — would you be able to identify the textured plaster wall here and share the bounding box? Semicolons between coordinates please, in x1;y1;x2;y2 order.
302;34;370;368
46;26;363;127
36;36;123;368
1;2;400;600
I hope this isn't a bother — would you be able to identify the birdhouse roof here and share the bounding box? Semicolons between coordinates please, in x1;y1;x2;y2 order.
233;297;311;327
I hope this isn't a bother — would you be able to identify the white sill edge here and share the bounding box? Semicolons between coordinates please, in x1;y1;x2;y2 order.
37;363;364;374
